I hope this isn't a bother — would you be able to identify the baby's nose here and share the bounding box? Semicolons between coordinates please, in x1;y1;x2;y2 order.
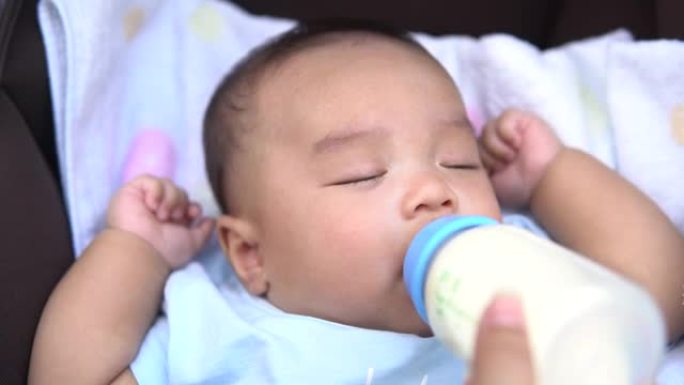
401;172;456;220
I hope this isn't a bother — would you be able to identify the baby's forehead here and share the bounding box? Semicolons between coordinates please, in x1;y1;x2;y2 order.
239;31;460;147
254;33;442;105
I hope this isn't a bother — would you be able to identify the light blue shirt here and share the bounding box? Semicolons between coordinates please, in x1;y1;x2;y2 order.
131;214;545;384
131;263;463;385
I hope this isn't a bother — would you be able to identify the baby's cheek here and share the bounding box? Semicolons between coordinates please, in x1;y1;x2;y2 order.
318;217;384;263
454;174;501;217
319;219;371;256
311;191;404;275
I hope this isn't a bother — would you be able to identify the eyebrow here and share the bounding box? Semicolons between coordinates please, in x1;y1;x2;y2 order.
312;126;387;155
311;117;473;155
441;117;473;131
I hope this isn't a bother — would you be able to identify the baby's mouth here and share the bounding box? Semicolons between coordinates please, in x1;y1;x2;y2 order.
397;251;409;281
398;231;420;279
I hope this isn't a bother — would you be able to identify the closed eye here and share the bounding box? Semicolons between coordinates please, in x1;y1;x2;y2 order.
328;171;387;186
441;163;481;170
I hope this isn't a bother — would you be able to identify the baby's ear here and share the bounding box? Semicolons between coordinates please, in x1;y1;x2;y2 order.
216;215;269;296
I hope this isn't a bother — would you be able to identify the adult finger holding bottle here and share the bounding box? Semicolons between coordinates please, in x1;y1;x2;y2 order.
467;294;535;385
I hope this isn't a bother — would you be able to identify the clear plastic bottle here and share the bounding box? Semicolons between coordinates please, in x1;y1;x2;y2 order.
403;215;665;385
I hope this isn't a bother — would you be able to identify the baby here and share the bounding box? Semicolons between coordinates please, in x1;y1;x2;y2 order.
30;21;684;384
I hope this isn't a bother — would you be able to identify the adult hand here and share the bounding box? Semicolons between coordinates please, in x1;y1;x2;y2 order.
466;294;656;385
467;294;535;385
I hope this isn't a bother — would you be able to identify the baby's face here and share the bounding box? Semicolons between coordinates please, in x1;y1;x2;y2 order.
234;37;500;335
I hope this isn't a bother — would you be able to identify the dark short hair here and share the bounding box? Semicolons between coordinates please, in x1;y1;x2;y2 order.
203;19;430;214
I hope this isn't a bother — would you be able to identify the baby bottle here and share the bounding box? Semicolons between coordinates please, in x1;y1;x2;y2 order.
403;215;665;385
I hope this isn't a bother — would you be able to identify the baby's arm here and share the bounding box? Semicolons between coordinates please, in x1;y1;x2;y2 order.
479;109;684;342
29;176;214;384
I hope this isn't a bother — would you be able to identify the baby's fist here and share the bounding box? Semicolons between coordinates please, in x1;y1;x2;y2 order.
478;109;562;209
107;175;214;270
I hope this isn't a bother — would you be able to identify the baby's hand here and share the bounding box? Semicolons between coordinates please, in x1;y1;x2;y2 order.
478;109;562;209
107;175;215;270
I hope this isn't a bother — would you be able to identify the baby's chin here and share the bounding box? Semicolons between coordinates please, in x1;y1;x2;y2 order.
379;313;433;337
333;308;433;337
400;320;434;338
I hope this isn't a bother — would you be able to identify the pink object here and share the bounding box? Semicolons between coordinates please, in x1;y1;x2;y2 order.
466;107;485;136
122;129;176;182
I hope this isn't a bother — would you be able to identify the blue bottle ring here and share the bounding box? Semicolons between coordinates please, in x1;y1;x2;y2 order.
403;215;498;323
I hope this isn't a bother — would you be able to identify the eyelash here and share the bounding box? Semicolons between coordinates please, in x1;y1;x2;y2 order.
331;171;387;186
441;163;480;170
329;163;479;187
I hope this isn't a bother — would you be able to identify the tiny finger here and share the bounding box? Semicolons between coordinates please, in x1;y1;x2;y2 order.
191;217;216;249
157;179;182;220
481;127;516;163
135;176;164;211
497;113;524;148
163;179;188;206
187;202;202;220
479;144;506;174
171;207;185;221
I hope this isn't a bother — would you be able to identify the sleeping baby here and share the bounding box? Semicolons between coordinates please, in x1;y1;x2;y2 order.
29;20;684;384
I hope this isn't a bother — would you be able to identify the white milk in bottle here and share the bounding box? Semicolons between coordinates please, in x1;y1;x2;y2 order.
403;215;665;385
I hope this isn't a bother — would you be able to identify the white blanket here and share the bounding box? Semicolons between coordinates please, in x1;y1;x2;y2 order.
38;0;684;383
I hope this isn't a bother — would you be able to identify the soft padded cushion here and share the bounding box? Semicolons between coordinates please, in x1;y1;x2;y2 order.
1;0;71;383
0;90;73;385
234;0;554;44
1;0;59;182
231;0;682;48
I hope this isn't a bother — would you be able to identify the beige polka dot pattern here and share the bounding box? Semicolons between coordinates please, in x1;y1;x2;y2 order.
671;105;684;145
189;3;224;43
123;7;146;41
